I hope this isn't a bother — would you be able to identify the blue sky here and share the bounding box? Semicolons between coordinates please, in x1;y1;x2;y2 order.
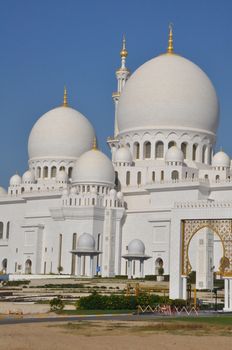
0;0;231;187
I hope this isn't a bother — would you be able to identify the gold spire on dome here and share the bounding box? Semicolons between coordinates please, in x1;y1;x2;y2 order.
120;34;128;58
167;23;174;54
63;86;68;107
93;136;97;150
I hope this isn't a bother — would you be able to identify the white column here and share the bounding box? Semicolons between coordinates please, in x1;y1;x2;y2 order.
229;279;232;311
89;255;93;277
224;278;229;311
77;255;81;276
182;275;188;300
128;259;132;279
140;260;144;278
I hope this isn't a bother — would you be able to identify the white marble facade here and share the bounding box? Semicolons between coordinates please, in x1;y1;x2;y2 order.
1;30;232;308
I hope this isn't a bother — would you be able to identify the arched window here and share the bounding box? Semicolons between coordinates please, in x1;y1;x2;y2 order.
161;170;164;181
137;172;142;185
21;187;25;193
208;146;212;164
155;141;164;158
60;166;65;171
134;142;140;159
144;141;151;159
68;167;72;179
168;141;176;148
152;171;155;182
216;175;220;181
6;222;10;239
204;174;209;179
126;171;130;186
192;144;198;161
43;166;48;178
0;222;3;239
51;166;57;178
37;167;41;178
181;142;187;159
202;145;207;164
171;170;179;180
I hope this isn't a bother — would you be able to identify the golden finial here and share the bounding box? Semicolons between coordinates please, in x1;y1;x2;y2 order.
93;136;97;150
120;34;128;58
167;23;174;54
63;86;68;107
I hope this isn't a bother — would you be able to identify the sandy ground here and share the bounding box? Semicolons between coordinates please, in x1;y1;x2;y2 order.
0;321;231;350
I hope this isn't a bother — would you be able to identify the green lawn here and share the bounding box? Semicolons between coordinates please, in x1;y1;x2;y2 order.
171;315;232;325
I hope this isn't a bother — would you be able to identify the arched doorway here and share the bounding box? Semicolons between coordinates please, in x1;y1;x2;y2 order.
2;258;7;273
188;227;224;289
25;259;32;274
155;258;163;275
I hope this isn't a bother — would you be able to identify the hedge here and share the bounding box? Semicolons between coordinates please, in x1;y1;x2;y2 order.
77;292;171;310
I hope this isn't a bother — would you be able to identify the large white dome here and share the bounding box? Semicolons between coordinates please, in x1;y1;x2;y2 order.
72;149;115;186
28;106;95;160
117;54;219;136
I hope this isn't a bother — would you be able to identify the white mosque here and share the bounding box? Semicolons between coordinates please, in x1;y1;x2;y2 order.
1;27;232;310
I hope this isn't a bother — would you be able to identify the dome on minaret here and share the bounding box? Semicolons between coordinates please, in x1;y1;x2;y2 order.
28;89;95;161
117;29;219;138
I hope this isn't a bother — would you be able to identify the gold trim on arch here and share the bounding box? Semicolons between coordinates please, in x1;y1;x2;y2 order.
181;219;232;276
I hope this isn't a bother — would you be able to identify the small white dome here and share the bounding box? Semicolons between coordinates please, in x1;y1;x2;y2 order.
72;149;115;186
62;188;69;196
117;191;123;200
110;189;117;198
212;151;230;168
10;174;22;186
77;233;95;251
56;170;68;183
165;146;184;163
28;106;95;161
90;186;97;194
128;239;145;255
70;187;77;194
0;186;7;196
22;170;35;184
115;146;132;164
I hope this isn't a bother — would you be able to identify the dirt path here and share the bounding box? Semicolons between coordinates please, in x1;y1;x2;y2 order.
0;321;232;350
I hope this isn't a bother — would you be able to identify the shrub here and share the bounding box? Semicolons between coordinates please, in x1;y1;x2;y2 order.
144;275;156;281
76;292;169;310
50;297;64;311
3;280;30;287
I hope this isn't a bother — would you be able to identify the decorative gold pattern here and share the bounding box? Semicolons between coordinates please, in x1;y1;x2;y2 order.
63;86;68;107
182;219;232;276
167;23;174;54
